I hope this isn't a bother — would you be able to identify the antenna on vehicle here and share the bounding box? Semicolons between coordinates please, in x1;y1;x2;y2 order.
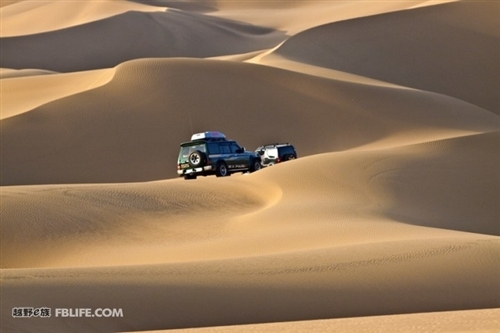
188;110;194;133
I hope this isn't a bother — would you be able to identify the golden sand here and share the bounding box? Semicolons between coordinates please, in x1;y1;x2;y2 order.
1;1;498;332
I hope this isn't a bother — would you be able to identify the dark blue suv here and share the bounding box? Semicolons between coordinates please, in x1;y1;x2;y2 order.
177;132;261;180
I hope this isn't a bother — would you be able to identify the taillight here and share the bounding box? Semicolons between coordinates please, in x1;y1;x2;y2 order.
277;157;281;163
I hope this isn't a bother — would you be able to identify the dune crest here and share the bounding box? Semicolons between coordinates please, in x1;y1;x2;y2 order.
1;8;286;72
270;1;499;113
0;0;167;37
1;68;115;119
2;58;499;186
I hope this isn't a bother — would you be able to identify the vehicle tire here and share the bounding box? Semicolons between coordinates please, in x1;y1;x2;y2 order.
287;155;296;161
215;162;229;177
184;174;197;180
250;159;262;172
188;150;206;167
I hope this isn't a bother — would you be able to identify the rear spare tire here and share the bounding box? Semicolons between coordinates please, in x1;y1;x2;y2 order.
188;150;206;167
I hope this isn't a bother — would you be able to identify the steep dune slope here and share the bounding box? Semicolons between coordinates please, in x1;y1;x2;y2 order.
245;132;500;237
269;1;500;113
1;9;285;72
207;0;439;34
2;58;499;186
0;0;166;36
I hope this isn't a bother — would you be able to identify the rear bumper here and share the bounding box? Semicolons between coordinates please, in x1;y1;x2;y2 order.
177;165;213;175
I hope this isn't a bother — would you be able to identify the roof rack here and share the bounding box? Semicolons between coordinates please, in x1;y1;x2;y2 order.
191;131;227;141
260;143;290;148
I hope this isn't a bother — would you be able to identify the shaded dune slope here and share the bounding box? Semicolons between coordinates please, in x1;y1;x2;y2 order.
2;58;499;185
0;68;56;79
271;1;500;113
1;68;115;119
207;0;445;36
247;132;500;237
1;9;286;72
0;0;166;37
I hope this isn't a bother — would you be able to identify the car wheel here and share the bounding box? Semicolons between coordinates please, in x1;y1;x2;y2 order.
188;150;206;167
250;159;261;172
216;162;229;177
184;174;197;180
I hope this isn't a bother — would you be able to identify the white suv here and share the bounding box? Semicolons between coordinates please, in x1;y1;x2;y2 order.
255;143;297;167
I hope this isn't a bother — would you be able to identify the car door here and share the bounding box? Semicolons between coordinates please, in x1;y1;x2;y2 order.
219;142;237;169
229;142;247;170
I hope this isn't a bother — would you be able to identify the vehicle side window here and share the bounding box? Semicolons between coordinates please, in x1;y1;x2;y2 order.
207;143;220;155
230;143;241;153
220;144;231;154
281;146;293;155
266;148;277;158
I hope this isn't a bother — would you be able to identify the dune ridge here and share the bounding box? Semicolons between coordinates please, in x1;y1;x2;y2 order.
269;1;500;113
1;1;499;332
1;8;286;72
0;0;167;37
1;68;115;119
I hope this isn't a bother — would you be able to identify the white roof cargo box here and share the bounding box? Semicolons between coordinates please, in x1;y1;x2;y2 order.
191;131;226;141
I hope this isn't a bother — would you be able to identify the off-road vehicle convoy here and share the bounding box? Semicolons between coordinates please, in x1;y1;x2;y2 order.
255;143;297;167
177;132;261;180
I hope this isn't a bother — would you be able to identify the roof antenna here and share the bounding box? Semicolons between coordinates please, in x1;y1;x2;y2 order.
188;110;194;133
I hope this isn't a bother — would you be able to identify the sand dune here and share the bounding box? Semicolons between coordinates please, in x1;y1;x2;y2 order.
2;234;499;332
1;8;286;72
135;308;500;333
1;1;499;332
2;132;499;267
2;132;499;331
0;68;56;79
268;1;500;113
208;0;442;34
1;68;114;119
2;58;499;186
0;0;166;37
